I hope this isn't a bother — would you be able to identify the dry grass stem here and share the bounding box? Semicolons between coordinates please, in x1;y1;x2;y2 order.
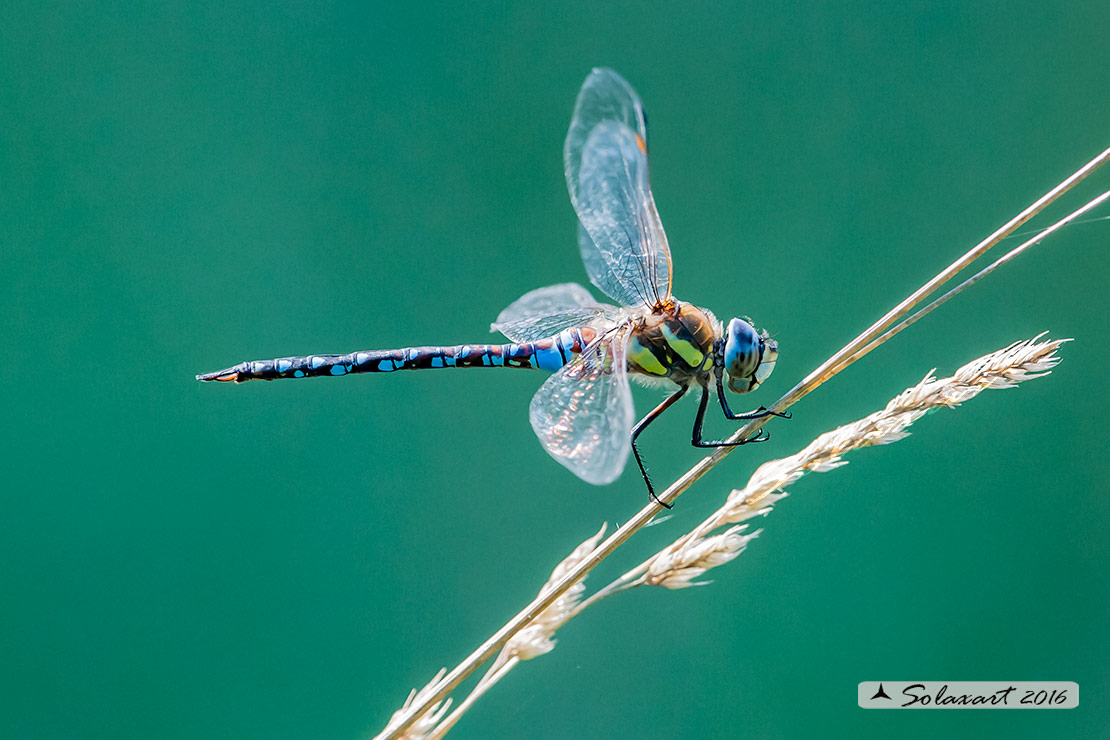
420;525;608;740
837;189;1110;374
380;669;452;740
387;336;1067;738
644;526;760;589
424;659;516;740
502;523;607;661
375;144;1108;739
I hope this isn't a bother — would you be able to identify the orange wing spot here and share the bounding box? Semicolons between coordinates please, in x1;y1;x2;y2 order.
635;134;647;155
653;298;676;314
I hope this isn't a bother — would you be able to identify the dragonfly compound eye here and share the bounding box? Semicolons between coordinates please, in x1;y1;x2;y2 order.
755;336;777;386
724;317;772;393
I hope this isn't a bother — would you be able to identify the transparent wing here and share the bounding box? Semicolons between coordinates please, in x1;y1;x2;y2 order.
529;325;634;485
565;68;673;308
491;283;619;342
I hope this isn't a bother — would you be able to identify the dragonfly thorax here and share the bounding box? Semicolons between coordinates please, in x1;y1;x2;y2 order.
626;301;719;385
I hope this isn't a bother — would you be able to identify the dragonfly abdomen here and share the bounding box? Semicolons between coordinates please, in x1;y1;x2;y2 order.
196;327;596;383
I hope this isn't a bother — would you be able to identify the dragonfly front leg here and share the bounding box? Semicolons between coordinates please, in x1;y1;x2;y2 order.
693;384;769;448
631;387;688;508
713;363;791;421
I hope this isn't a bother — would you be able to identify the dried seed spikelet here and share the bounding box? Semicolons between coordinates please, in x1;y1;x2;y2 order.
505;524;607;660
719;336;1067;524
645;525;759;589
384;668;452;740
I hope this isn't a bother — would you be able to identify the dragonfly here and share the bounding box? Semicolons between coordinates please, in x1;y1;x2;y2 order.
197;68;784;501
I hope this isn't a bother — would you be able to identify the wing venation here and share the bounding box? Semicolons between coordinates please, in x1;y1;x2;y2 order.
528;326;634;484
491;283;619;342
564;69;673;308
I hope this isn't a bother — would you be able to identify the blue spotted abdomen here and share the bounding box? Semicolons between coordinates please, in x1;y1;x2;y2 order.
196;327;596;383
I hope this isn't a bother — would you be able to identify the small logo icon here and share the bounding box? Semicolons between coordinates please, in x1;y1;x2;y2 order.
870;683;892;701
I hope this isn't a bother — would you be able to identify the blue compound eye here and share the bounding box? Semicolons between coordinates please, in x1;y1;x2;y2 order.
724;318;761;393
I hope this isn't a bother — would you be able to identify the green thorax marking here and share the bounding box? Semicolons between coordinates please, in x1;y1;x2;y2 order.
627;302;718;381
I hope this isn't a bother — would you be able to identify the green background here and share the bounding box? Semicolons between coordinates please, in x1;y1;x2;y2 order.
3;3;1107;738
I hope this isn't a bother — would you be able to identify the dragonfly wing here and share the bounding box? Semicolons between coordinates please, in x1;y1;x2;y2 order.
529;326;634;485
565;68;673;308
491;283;619;342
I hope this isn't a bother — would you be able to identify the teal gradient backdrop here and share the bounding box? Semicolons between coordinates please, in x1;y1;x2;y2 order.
2;3;1107;739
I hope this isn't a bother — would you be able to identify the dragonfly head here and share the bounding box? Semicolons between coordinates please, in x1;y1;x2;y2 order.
722;317;777;394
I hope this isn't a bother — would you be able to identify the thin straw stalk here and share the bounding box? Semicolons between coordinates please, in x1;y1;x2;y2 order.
740;145;1109;429
390;335;1067;737
835;189;1110;374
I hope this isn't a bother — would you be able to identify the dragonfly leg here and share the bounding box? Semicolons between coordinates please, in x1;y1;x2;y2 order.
693;385;769;448
631;387;689;508
714;364;791;420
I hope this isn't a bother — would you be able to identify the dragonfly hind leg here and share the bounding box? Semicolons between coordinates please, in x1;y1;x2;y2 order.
693;385;769;448
630;387;688;508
